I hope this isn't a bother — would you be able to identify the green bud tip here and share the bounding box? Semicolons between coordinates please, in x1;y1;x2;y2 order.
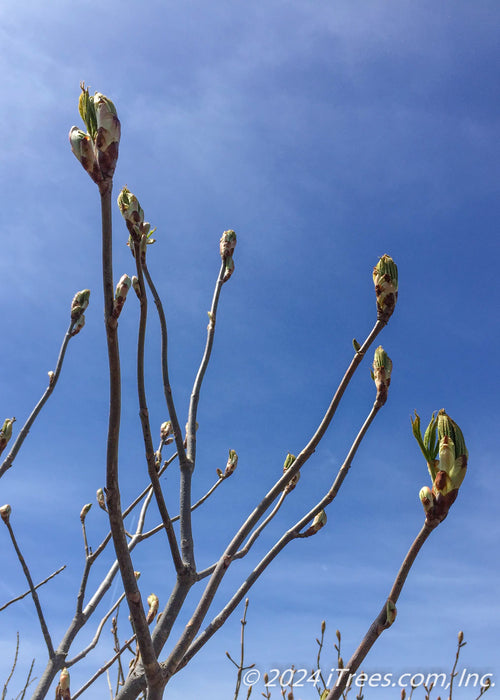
385;599;397;627
0;418;16;446
70;314;86;337
71;289;90;320
0;504;11;524
224;449;238;476
373;254;398;322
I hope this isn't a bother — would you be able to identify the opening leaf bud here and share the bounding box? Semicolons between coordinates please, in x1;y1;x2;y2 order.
225;449;238;477
372;346;392;408
436;409;467;492
78;83;98;140
71;289;90;321
373;254;398;322
113;274;132;318
222;256;235;283
0;504;11;524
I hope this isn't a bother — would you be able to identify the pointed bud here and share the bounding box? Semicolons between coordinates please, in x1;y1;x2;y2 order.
225;449;238;477
146;593;159;625
372;346;392;408
0;504;11;524
134;571;141;580
0;418;15;454
352;338;361;352
71;289;91;321
283;453;300;493
96;488;106;511
321;620;326;634
118;187;144;234
80;503;92;522
458;630;464;644
373;254;398;322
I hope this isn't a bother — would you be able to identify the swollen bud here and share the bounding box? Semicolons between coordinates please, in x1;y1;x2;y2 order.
70;314;86;337
132;275;141;299
94;92;121;180
225;449;238;477
373;254;398;323
160;421;172;441
0;418;15;455
0;504;11;524
372;346;392;408
80;503;92;523
419;486;434;514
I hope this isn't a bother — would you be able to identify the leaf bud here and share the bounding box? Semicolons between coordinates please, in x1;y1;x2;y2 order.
70;314;86;337
373;254;398;322
224;449;238;477
0;418;16;454
96;488;107;511
134;571;141;580
222;256;235;283
132;275;141;299
220;229;237;260
385;599;397;627
94;92;121;180
71;289;90;321
113;274;132;318
69;127;101;183
80;503;92;522
283;453;300;493
57;667;70;699
372;345;392;408
160;421;172;441
0;504;11;524
419;486;434;514
311;509;327;533
146;593;159;625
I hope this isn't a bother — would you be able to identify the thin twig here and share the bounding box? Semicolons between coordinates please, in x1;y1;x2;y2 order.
15;657;36;700
71;635;137;700
0;565;66;612
133;242;183;575
326;519;440;700
2;631;19;700
66;593;126;667
0;323;75;479
4;520;54;658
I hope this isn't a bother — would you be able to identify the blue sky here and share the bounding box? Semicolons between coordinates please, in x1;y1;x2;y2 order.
0;1;499;698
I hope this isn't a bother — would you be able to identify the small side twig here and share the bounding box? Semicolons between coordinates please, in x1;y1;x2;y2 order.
0;565;66;612
226;599;255;700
